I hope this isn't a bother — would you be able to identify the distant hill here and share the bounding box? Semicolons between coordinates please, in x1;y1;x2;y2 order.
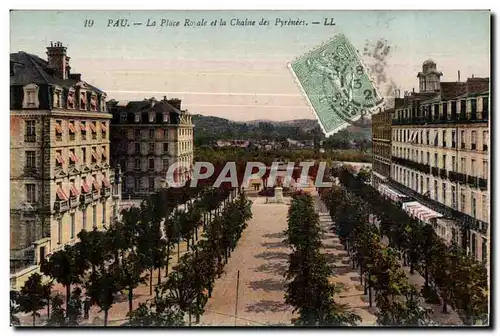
192;114;371;147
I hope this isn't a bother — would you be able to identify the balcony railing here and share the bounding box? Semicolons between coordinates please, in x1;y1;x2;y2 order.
471;143;477;150
431;167;439;177
439;168;448;179
69;196;79;208
101;187;111;198
92;133;97;140
54;200;69;212
478;178;488;190
81;133;87;141
92;190;100;200
467;175;478;187
80;193;92;205
24;135;36;142
70;133;75;141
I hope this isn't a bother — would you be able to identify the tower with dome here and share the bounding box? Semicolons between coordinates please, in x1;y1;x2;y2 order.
417;59;443;93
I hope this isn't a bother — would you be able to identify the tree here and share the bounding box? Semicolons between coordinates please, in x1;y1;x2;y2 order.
46;294;66;326
376;286;433;326
66;287;83;325
17;273;47;326
115;253;148;315
10;291;21;326
126;287;185;326
41;245;85;312
85;269;121;326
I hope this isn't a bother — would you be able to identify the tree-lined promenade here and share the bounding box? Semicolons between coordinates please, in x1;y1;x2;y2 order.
11;184;253;326
319;167;489;326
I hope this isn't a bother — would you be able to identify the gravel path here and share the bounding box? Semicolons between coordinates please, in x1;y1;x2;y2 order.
199;197;296;326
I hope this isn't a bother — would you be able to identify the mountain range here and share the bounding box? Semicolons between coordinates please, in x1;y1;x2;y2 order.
191;114;372;146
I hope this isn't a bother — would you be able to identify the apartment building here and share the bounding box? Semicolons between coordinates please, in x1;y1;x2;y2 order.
372;107;396;187
10;42;121;288
108;97;194;198
387;60;489;263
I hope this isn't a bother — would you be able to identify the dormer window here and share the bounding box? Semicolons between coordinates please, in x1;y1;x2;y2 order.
134;113;141;123
148;112;155;123
90;94;98;111
67;90;75;109
120;113;127;123
100;95;107;112
79;91;87;110
162;113;169;123
22;84;40;109
53;86;63;109
55;120;63;141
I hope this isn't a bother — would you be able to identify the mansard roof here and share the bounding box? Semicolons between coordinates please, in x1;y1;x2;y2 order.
10;51;104;94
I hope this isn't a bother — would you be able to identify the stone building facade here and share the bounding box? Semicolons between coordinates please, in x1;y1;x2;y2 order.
371;108;394;187
10;42;121;288
108;97;194;199
387;60;489;264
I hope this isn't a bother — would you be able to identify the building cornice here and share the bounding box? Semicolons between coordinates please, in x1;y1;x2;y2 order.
11;110;112;119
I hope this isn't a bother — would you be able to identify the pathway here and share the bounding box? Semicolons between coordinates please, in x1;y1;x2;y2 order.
199;197;295;326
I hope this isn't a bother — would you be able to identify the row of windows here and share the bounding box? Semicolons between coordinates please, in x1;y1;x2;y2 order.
24;171;111;204
118;127;192;140
23;119;108;143
393;166;488;221
394;96;489;120
392;147;488;178
393;128;488;151
124;141;192;155
57;201;110;244
124;173;191;191
120;155;192;172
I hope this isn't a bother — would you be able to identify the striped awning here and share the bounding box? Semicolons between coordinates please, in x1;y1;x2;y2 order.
68;123;76;133
402;201;443;224
377;183;407;202
89;122;97;132
79;122;87;131
56;187;68;201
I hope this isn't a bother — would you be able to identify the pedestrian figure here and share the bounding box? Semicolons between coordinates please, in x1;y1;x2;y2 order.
83;298;90;320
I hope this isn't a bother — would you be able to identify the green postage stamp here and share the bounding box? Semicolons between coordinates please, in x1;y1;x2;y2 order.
290;33;384;137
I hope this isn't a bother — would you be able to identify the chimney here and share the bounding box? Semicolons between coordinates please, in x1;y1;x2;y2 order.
163;95;167;101
69;73;81;82
458;70;461;82
412;88;415;93
46;41;71;80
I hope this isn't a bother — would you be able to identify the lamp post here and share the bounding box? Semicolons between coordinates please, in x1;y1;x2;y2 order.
366;263;373;307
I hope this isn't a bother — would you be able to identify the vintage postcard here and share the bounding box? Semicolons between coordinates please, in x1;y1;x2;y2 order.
9;10;490;327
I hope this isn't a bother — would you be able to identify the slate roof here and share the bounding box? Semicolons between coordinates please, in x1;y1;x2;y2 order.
10;51;104;94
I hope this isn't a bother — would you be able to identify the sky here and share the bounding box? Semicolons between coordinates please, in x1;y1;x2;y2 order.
10;10;490;121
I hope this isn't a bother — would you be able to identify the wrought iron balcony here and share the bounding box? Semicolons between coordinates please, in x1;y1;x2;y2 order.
92;190;100;200
431;167;439;177
69;196;79;208
101;187;111;198
54;200;69;212
24;135;36;142
80;193;92;205
439;168;448;179
478;178;488;190
467;175;478;187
